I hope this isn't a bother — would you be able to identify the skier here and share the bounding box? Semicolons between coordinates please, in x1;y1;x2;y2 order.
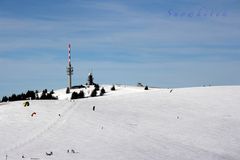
93;106;95;111
46;151;53;156
71;149;75;153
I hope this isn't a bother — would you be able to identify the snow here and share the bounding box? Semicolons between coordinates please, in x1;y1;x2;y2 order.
0;85;240;160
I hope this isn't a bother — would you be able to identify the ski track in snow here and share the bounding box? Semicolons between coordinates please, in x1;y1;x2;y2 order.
1;85;240;160
2;100;78;154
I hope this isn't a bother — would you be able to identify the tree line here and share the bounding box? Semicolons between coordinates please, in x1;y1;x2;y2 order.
1;89;57;102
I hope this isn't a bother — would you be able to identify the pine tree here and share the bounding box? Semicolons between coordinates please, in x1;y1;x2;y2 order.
50;89;54;95
100;88;105;96
79;90;85;98
1;96;8;102
21;93;27;100
71;92;78;99
43;89;48;94
66;87;70;94
94;84;100;91
26;90;36;100
111;85;115;91
9;94;17;101
90;88;97;97
40;92;47;99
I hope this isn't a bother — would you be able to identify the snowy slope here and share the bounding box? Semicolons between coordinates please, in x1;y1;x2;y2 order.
0;85;240;160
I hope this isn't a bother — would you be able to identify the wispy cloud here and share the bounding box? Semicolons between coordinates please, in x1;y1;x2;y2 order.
0;0;240;97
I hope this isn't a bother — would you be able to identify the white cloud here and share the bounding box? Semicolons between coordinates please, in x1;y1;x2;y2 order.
0;0;240;97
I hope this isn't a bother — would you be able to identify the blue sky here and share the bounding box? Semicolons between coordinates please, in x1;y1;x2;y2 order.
0;0;240;97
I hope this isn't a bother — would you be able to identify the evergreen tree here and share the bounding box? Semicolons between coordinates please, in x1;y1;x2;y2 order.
1;96;8;102
40;92;47;99
40;89;48;99
90;88;97;97
71;92;79;99
46;93;52;99
111;85;116;91
66;87;70;94
94;84;100;91
144;86;149;90
50;89;54;95
100;88;105;96
40;92;57;100
46;93;57;100
21;93;27;100
79;90;85;98
9;94;17;101
26;90;36;100
16;94;22;101
43;89;48;94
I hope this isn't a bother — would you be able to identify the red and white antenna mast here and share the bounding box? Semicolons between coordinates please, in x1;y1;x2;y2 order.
68;43;71;66
67;43;73;89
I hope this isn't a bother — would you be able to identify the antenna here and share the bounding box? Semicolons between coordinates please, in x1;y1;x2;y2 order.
66;43;73;89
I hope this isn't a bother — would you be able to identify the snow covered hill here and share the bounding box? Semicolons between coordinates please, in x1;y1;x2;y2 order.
0;85;240;160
